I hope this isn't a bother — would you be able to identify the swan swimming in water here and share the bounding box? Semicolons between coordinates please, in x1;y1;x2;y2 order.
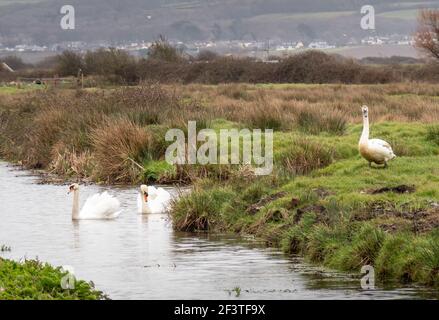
68;183;122;220
137;185;171;214
359;105;396;168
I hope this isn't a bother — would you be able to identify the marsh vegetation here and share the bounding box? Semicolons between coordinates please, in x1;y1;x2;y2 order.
1;82;439;288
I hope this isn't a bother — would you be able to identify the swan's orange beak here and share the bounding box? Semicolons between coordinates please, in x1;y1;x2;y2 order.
143;192;148;202
68;186;74;194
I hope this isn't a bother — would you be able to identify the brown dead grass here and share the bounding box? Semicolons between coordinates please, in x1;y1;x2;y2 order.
91;117;152;183
177;83;439;124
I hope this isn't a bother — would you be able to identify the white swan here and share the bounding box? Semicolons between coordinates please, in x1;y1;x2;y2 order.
68;183;122;220
137;185;171;214
359;105;396;168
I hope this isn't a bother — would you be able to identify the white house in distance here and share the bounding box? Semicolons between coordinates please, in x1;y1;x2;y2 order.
308;41;335;49
275;41;305;52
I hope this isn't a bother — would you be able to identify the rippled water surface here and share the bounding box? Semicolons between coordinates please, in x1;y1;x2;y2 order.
0;162;437;299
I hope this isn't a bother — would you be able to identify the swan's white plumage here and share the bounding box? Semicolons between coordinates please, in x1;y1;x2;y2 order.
368;139;395;160
359;106;396;166
69;183;121;220
137;185;171;214
79;191;122;219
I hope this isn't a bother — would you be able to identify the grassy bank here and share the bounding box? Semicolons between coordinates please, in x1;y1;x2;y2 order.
171;122;439;286
0;257;106;300
1;83;438;287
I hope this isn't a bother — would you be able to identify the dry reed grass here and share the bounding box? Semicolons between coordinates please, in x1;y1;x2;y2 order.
91;117;152;183
178;83;439;125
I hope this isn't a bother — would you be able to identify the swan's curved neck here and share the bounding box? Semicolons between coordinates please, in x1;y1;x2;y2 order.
360;113;369;144
72;189;80;220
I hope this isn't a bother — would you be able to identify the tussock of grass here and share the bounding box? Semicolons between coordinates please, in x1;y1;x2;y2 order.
326;224;385;271
91;118;152;183
242;99;284;130
374;234;439;285
295;108;347;135
427;125;439;145
171;187;235;232
418;238;439;285
276;137;334;175
49;148;95;178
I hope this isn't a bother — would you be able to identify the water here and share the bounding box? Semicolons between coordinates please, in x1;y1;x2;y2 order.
0;162;437;300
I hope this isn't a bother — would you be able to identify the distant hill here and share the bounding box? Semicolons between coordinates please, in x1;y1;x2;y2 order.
0;0;438;45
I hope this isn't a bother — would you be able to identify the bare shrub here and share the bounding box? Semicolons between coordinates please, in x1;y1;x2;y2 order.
415;9;439;60
55;50;84;76
148;36;184;63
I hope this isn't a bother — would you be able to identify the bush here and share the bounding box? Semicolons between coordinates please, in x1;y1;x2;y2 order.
55;50;84;76
148;37;184;63
196;50;219;62
84;48;138;84
6;48;439;85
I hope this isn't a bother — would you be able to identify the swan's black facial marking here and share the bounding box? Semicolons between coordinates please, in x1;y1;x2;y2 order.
143;191;149;202
68;184;78;193
362;109;368;118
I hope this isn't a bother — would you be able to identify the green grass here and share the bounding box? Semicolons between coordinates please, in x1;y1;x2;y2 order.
0;258;107;300
142;160;176;182
0;85;42;95
171;121;439;287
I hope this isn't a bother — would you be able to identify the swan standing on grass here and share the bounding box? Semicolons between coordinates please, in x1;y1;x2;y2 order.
137;185;171;214
359;105;396;168
68;183;122;220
